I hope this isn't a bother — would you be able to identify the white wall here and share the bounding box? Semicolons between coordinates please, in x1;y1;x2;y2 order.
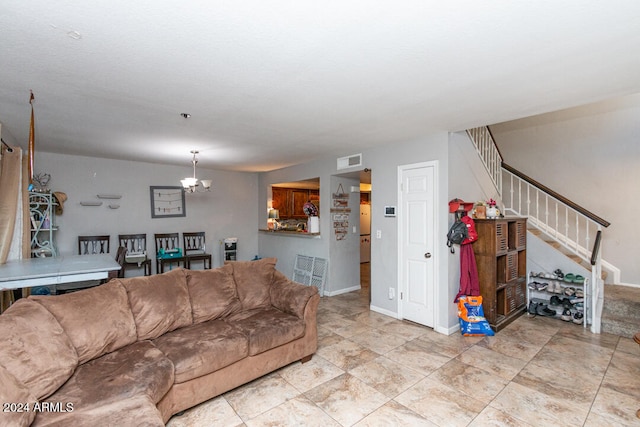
36;152;259;273
446;131;505;330
259;131;458;332
491;94;640;285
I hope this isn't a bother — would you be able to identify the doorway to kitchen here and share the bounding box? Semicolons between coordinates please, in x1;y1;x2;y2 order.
333;168;372;301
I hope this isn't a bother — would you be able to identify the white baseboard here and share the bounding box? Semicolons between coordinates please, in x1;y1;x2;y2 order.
323;285;360;297
435;323;460;336
369;304;399;319
611;282;640;289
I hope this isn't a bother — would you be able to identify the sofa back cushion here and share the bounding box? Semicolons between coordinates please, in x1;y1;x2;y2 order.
230;257;277;310
186;264;241;323
118;268;193;340
0;298;78;400
31;280;137;364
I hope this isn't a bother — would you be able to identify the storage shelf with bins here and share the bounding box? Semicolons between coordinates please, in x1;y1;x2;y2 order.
527;273;589;328
472;217;527;332
29;191;58;258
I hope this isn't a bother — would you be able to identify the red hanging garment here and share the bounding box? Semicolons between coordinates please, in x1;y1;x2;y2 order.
454;243;480;302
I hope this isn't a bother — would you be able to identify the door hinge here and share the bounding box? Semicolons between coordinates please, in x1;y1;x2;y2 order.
400;292;403;300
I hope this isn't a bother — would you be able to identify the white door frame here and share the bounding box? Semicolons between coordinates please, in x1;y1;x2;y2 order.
397;160;439;327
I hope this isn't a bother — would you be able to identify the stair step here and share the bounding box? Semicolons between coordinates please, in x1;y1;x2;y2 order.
601;284;640;338
600;314;638;338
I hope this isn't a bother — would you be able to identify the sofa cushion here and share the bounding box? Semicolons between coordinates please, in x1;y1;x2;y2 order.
152;319;248;383
231;257;277;310
270;270;319;319
118;268;193;340
186;264;241;323
33;340;174;426
30;280;136;364
0;365;37;427
0;298;78;401
226;307;306;356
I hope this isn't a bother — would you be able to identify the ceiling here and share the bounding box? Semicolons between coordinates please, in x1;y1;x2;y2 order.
1;1;639;172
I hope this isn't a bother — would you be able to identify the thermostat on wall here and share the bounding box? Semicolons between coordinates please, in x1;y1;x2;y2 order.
384;206;396;217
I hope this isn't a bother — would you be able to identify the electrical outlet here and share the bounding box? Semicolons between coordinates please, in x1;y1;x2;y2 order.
388;288;395;299
376;230;382;239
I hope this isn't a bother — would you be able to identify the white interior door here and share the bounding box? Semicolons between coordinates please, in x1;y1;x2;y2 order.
399;162;436;327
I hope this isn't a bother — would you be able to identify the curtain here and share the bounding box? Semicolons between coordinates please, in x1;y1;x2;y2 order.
0;145;30;311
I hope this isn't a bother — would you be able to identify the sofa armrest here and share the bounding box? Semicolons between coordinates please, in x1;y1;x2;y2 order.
269;270;319;319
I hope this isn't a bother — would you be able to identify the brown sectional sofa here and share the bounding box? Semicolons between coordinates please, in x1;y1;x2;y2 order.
0;258;319;426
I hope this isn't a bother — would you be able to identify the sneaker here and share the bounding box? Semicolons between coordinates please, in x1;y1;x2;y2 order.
550;295;562;306
561;309;572;321
528;301;539;315
564;287;576;296
573;311;584;324
536;304;556;317
535;282;549;291
554;269;564;279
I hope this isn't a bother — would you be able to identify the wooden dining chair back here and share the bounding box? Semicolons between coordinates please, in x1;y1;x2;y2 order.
154;233;186;273
183;231;212;270
78;235;110;255
118;233;151;276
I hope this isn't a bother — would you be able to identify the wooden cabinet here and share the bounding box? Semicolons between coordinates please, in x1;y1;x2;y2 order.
472;217;527;331
272;187;319;219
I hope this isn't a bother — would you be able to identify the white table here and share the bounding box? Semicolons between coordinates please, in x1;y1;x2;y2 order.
0;254;121;291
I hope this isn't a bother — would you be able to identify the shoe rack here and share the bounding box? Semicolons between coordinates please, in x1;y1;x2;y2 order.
527;271;589;328
473;217;528;332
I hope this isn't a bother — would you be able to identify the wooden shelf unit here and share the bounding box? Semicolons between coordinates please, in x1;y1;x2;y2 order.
472;217;527;331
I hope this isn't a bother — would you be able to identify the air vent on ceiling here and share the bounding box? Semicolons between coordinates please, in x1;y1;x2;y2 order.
336;153;362;170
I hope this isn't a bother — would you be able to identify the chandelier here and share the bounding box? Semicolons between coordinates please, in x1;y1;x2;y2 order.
180;150;212;193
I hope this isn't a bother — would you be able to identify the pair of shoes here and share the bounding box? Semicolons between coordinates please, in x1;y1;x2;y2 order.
536;303;556;317
549;282;563;294
564;287;576;296
550;295;562;306
561;309;572;321
531;281;548;291
573;311;584;324
554;269;564;279
573;275;585;284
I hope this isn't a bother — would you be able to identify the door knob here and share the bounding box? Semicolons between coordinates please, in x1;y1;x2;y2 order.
424;253;432;258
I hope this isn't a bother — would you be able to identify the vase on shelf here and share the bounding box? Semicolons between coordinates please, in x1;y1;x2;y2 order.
486;206;498;219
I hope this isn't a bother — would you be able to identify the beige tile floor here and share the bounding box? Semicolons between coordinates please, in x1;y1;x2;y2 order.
167;285;640;426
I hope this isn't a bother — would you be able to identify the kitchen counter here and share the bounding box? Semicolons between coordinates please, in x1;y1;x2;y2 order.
258;229;321;238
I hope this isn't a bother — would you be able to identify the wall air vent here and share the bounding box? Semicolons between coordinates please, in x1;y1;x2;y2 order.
336;153;362;170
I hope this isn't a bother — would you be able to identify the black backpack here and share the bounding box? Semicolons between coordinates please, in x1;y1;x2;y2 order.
447;219;468;253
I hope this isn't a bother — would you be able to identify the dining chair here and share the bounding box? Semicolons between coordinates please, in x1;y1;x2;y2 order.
118;233;152;276
107;246;127;280
78;235;110;255
183;231;212;270
154;233;186;274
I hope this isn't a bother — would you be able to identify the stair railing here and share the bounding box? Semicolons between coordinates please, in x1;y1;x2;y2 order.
501;163;610;263
466;127;502;194
466;126;610;334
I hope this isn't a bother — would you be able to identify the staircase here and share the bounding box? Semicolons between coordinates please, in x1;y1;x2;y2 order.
465;126;624;335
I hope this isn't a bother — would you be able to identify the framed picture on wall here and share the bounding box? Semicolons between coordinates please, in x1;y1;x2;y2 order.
150;186;186;218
